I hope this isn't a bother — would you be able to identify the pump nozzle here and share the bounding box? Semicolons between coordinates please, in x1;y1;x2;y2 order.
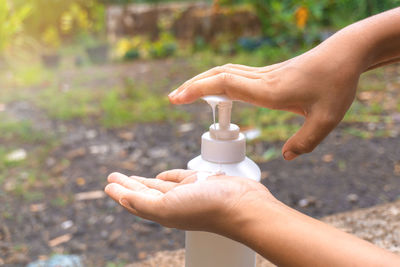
218;101;231;130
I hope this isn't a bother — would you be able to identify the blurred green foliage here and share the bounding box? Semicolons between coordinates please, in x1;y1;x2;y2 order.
2;0;398;59
0;1;32;52
116;32;177;60
224;0;400;27
11;0;106;49
221;0;400;50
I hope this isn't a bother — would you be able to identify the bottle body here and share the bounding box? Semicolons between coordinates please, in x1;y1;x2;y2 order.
185;155;261;267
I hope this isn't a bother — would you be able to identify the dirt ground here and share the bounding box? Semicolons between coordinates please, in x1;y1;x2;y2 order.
0;60;400;266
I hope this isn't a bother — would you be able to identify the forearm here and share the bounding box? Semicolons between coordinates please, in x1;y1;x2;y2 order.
356;7;400;71
313;7;400;74
229;199;400;266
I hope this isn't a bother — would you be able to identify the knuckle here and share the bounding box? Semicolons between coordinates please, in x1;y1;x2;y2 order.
189;81;201;94
295;140;314;154
217;72;234;85
261;74;281;88
318;113;340;128
213;66;226;74
223;63;235;68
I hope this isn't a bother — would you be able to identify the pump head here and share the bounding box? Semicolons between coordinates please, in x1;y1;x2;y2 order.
202;95;240;140
201;95;245;163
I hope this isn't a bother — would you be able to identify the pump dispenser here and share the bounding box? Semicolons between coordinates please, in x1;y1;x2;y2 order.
186;95;261;267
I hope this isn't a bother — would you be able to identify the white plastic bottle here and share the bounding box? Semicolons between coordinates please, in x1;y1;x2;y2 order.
186;96;261;267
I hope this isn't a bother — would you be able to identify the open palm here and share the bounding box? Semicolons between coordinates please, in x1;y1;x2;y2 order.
105;170;274;233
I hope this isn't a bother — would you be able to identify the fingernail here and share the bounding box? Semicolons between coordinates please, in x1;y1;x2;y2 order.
172;90;187;104
119;198;133;210
283;151;298;160
168;89;178;97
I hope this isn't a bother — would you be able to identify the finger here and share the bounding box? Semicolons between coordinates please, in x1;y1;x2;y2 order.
105;183;163;220
156;169;196;183
108;172;131;183
207;63;281;74
282;111;340;160
107;172;162;195
223;63;263;72
105;183;126;203
172;73;264;105
258;62;284;73
219;62;284;74
131;176;176;193
169;66;260;101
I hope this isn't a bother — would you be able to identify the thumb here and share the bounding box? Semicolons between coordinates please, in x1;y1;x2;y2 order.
282;112;339;160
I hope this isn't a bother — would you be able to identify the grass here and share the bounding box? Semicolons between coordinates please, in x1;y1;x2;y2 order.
0;63;54;92
101;78;189;128
343;127;373;139
238;107;300;142
0;116;47;143
359;68;386;91
0;147;25;173
51;195;70;207
27;72;188;127
1;56;190;128
13;183;45;202
251;147;281;163
344;101;383;124
106;262;127;267
0;135;57;201
188;48;290;72
36;86;99;121
0;114;56;201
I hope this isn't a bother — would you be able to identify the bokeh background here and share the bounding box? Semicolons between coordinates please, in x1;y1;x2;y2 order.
1;0;400;266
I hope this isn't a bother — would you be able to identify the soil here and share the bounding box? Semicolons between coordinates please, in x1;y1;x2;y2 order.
0;60;399;266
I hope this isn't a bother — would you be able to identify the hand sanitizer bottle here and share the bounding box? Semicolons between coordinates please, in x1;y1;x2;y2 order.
185;95;261;267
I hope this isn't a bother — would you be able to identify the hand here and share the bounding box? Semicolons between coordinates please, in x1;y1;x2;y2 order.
105;169;400;266
104;169;277;234
169;45;362;160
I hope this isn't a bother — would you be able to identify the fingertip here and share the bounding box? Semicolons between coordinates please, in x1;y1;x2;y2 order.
168;89;178;98
104;183;117;194
283;151;299;161
174;89;199;105
107;172;127;183
156;170;172;179
168;94;179;105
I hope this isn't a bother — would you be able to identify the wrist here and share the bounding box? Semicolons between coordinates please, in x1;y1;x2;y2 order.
312;8;400;75
313;26;371;75
335;8;400;71
219;193;291;251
